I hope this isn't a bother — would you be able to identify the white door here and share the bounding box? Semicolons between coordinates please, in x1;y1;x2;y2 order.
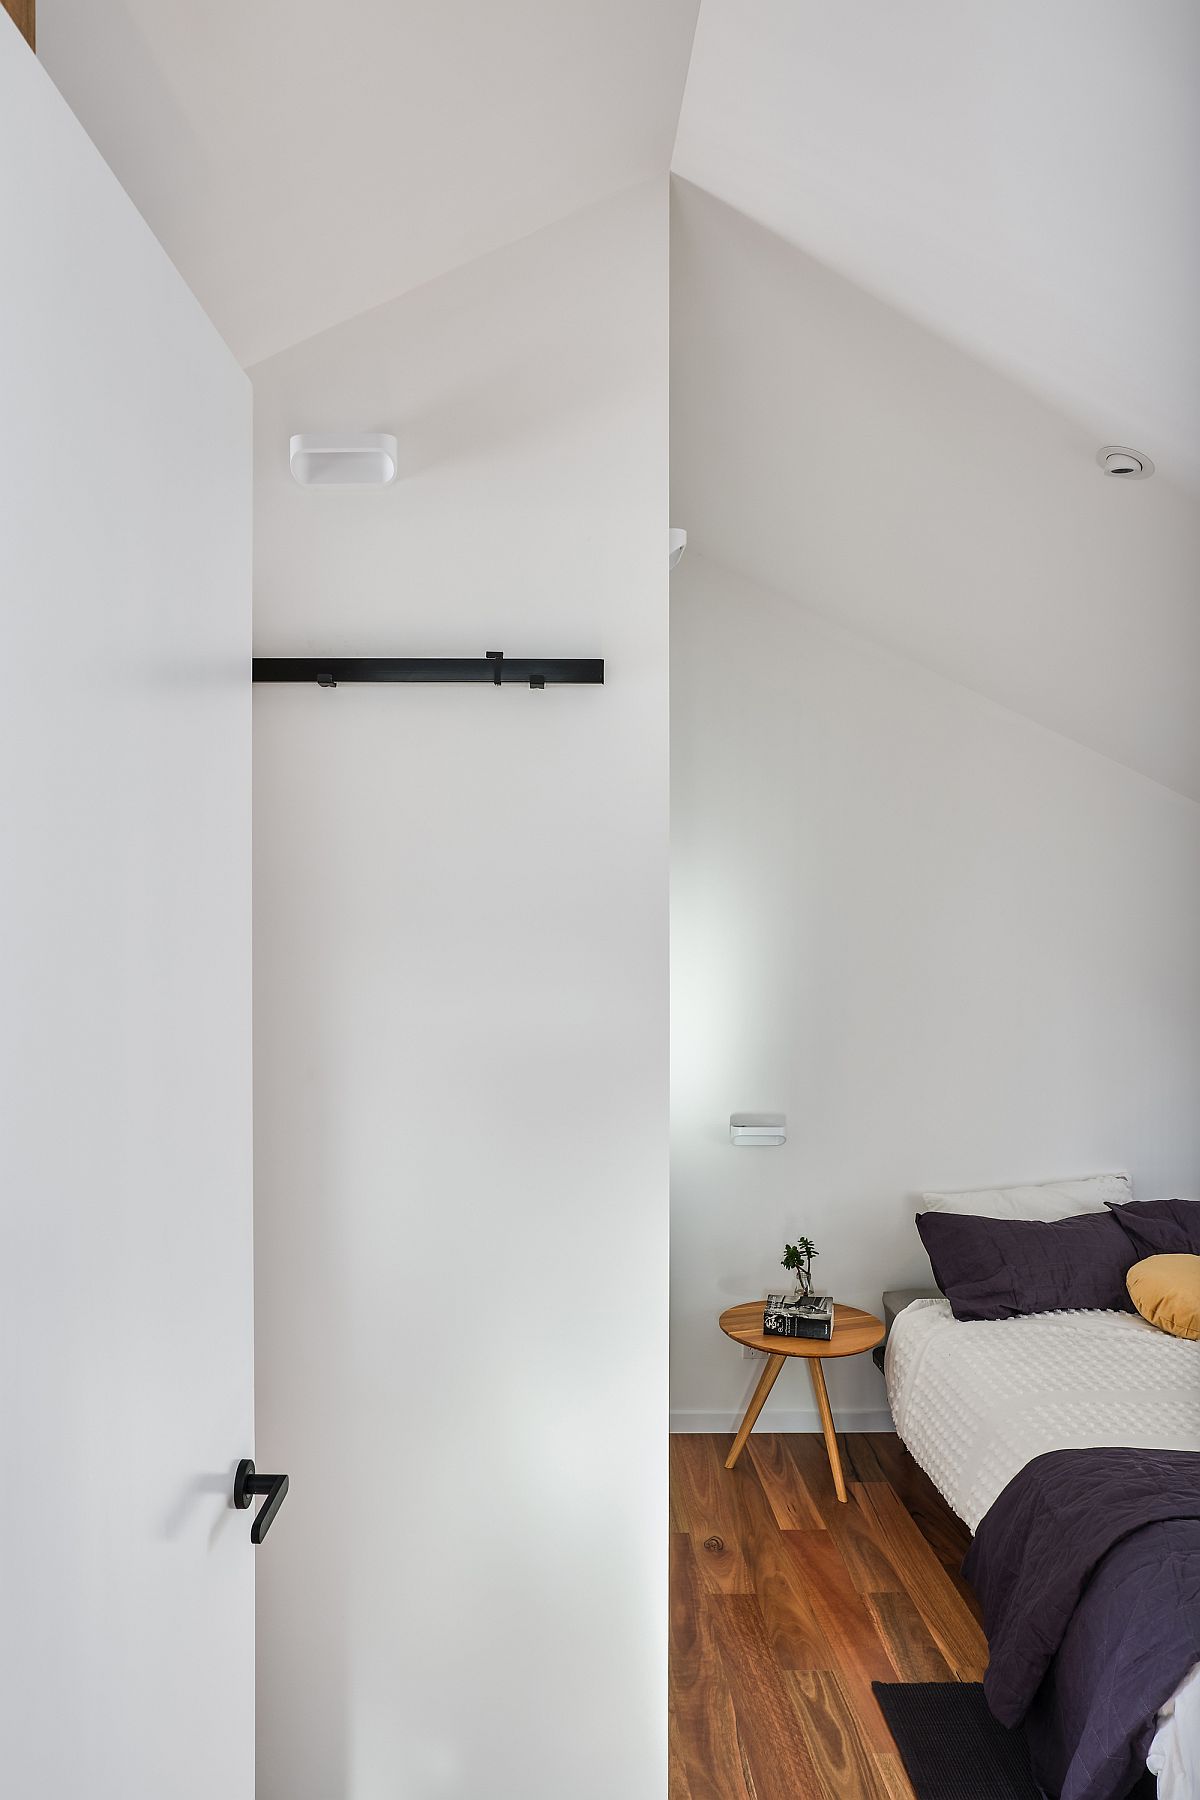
0;22;255;1798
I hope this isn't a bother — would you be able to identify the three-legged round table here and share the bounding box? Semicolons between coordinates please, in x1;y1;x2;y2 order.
717;1301;885;1501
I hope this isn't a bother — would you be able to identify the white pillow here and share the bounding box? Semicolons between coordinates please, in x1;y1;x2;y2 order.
917;1171;1131;1222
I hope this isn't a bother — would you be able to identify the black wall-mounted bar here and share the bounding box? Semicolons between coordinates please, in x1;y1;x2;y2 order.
252;652;603;690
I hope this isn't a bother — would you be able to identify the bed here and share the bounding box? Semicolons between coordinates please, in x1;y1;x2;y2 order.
885;1295;1200;1798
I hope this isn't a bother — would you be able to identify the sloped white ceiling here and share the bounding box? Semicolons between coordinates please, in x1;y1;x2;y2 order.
39;0;699;366
39;0;1198;793
674;0;1200;489
672;182;1200;801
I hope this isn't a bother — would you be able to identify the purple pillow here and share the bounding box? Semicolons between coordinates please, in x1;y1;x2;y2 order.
1107;1197;1200;1260
916;1207;1137;1321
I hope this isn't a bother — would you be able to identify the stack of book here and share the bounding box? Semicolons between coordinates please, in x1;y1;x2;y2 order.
762;1292;835;1341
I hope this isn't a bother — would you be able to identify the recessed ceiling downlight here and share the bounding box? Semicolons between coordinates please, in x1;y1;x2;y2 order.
1097;445;1154;480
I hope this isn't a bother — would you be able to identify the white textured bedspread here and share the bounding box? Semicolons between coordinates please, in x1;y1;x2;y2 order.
884;1299;1200;1533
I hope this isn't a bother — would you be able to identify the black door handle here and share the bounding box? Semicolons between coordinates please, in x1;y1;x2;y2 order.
234;1458;289;1544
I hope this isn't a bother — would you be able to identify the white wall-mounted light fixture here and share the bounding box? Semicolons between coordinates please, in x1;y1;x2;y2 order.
290;432;398;487
668;527;687;570
730;1112;787;1147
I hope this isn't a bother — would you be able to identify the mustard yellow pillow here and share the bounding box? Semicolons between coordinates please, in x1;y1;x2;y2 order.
1127;1254;1200;1340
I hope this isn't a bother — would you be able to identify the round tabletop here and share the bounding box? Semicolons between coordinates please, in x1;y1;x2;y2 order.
718;1300;885;1359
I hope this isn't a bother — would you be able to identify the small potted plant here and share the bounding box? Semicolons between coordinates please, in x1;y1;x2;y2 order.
782;1235;819;1300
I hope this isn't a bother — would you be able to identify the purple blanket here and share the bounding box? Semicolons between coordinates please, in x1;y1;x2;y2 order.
963;1447;1200;1800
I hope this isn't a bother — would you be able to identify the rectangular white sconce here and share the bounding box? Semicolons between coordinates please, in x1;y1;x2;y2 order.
730;1113;787;1147
290;432;397;486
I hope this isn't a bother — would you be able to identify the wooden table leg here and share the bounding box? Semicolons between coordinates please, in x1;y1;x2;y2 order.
807;1358;847;1501
724;1353;786;1469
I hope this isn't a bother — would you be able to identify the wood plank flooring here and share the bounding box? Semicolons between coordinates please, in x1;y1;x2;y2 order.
669;1432;988;1800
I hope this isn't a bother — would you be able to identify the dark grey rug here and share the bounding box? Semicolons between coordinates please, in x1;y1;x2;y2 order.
871;1683;1044;1799
871;1684;1158;1800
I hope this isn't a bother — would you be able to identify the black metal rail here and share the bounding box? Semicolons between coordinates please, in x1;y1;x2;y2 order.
252;652;603;690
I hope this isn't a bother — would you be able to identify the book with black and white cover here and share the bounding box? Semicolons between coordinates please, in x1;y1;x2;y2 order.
762;1292;835;1340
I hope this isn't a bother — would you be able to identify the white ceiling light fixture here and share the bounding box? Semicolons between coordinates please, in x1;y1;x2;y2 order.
290;433;398;487
1096;445;1155;481
669;527;688;569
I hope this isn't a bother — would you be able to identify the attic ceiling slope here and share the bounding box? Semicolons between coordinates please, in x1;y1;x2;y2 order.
39;0;700;366
673;0;1200;488
671;181;1200;804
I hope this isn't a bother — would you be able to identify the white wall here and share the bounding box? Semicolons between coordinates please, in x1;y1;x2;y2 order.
0;19;253;1796
671;552;1200;1431
251;182;668;1800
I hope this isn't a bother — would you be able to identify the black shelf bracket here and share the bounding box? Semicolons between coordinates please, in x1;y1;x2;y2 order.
252;653;603;689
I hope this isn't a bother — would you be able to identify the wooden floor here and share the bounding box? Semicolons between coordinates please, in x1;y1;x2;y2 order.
669;1432;990;1800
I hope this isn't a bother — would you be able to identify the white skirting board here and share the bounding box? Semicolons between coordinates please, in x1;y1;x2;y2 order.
670;1407;897;1434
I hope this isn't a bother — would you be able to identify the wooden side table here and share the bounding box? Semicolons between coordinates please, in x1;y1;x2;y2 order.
718;1301;885;1501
